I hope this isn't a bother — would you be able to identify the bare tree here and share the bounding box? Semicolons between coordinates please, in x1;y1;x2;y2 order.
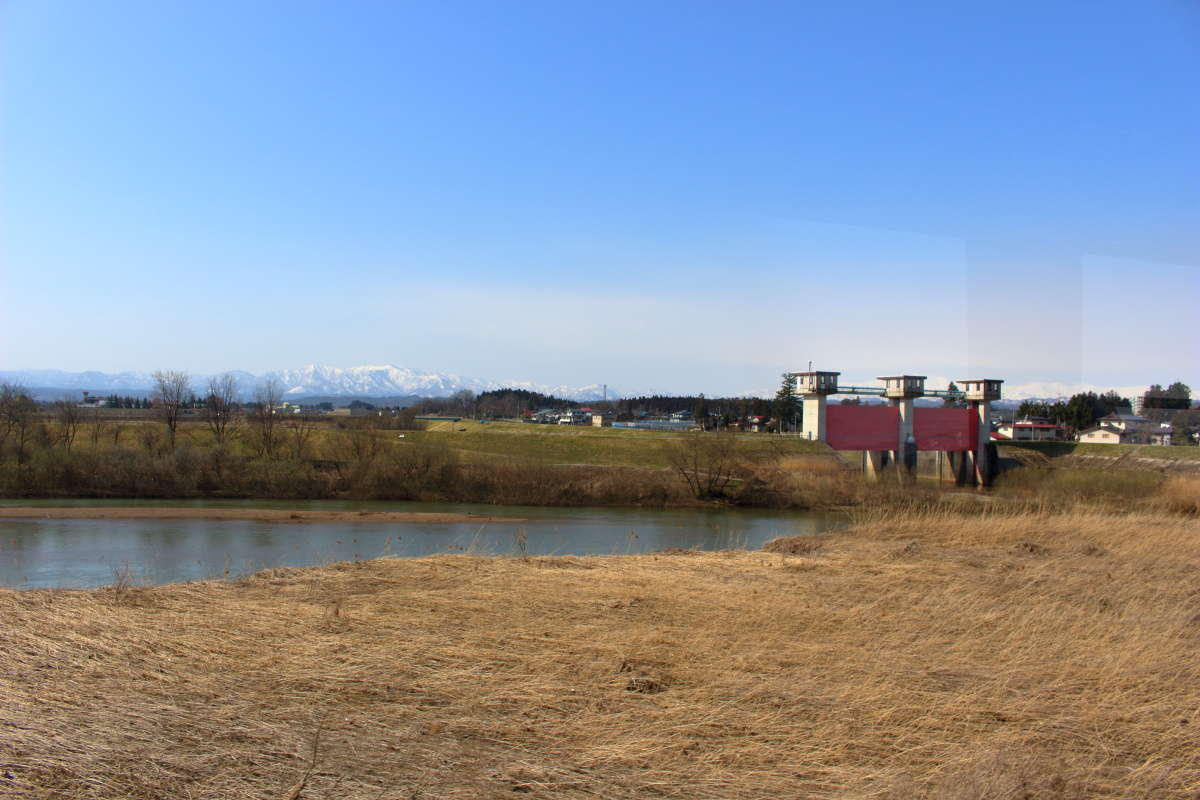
0;384;38;465
54;399;83;453
204;373;239;446
248;377;284;458
152;370;191;449
0;383;24;454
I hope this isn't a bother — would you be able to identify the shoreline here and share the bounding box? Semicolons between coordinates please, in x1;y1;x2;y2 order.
0;506;528;524
1;510;1195;797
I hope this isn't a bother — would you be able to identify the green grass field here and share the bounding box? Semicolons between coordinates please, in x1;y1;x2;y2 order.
39;416;833;471
403;420;829;468
1000;440;1200;461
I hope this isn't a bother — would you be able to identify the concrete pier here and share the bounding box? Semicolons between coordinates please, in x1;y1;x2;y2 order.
880;375;925;482
794;372;839;441
802;395;826;441
958;379;1003;487
864;449;888;480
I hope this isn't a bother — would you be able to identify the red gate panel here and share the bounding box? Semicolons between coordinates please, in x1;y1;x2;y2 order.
826;405;900;451
914;408;976;451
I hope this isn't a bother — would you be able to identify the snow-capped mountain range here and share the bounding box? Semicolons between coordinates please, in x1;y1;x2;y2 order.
1;365;1154;405
0;365;620;402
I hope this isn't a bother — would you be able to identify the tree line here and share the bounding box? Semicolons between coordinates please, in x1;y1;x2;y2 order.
1015;382;1193;434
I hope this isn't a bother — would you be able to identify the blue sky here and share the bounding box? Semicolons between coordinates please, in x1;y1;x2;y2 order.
1;1;1196;396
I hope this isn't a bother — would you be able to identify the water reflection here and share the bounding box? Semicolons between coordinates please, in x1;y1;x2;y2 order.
0;504;845;589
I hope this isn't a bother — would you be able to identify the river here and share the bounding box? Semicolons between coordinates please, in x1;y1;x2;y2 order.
0;499;846;589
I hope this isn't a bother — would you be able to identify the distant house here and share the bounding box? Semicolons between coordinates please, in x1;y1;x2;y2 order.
76;391;106;409
1095;412;1151;433
1074;410;1176;445
1078;426;1127;445
1077;422;1172;446
1150;425;1174;446
995;417;1064;441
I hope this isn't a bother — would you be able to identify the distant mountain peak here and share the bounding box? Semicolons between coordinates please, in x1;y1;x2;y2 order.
0;365;621;402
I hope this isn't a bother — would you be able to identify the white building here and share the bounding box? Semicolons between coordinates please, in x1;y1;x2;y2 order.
1078;427;1127;445
995;418;1063;441
1077;417;1173;446
1095;412;1151;433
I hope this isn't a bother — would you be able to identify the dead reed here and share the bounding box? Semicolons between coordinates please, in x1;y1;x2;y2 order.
2;510;1198;798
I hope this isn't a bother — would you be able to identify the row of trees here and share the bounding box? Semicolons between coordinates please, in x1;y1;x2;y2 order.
414;387;791;431
412;388;580;419
0;375;404;479
1016;391;1132;433
1015;382;1193;433
1143;382;1192;411
151;370;296;456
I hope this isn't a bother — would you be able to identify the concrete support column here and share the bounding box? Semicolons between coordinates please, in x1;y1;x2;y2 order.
948;451;971;486
864;450;887;481
891;398;916;481
801;395;827;442
971;400;992;486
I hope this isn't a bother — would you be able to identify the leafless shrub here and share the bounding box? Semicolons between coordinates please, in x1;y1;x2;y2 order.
662;432;744;499
137;425;162;455
283;414;319;461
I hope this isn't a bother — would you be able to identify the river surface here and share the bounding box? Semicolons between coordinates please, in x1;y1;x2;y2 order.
0;499;846;589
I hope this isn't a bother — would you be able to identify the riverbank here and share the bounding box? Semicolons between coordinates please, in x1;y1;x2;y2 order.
2;510;1196;798
3;415;1198;512
0;506;526;524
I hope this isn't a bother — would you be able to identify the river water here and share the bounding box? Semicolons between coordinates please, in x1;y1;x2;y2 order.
0;499;846;589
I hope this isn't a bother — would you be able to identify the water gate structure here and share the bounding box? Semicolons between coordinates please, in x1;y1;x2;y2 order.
793;372;1003;486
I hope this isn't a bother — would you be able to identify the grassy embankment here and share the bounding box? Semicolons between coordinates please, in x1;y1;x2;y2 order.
394;419;830;468
6;415;1199;509
0;417;837;506
3;504;1198;799
1000;440;1200;463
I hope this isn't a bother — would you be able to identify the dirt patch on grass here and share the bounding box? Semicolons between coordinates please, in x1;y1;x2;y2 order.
2;511;1198;798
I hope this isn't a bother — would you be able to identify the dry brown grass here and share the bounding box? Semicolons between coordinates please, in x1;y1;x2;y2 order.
2;511;1199;798
1154;476;1200;515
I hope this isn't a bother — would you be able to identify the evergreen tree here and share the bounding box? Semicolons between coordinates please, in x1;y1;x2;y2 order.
943;381;967;409
1017;401;1050;419
1143;382;1192;411
1098;391;1131;414
773;373;800;433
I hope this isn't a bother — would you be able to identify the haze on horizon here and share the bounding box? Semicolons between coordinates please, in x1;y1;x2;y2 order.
1;2;1197;397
